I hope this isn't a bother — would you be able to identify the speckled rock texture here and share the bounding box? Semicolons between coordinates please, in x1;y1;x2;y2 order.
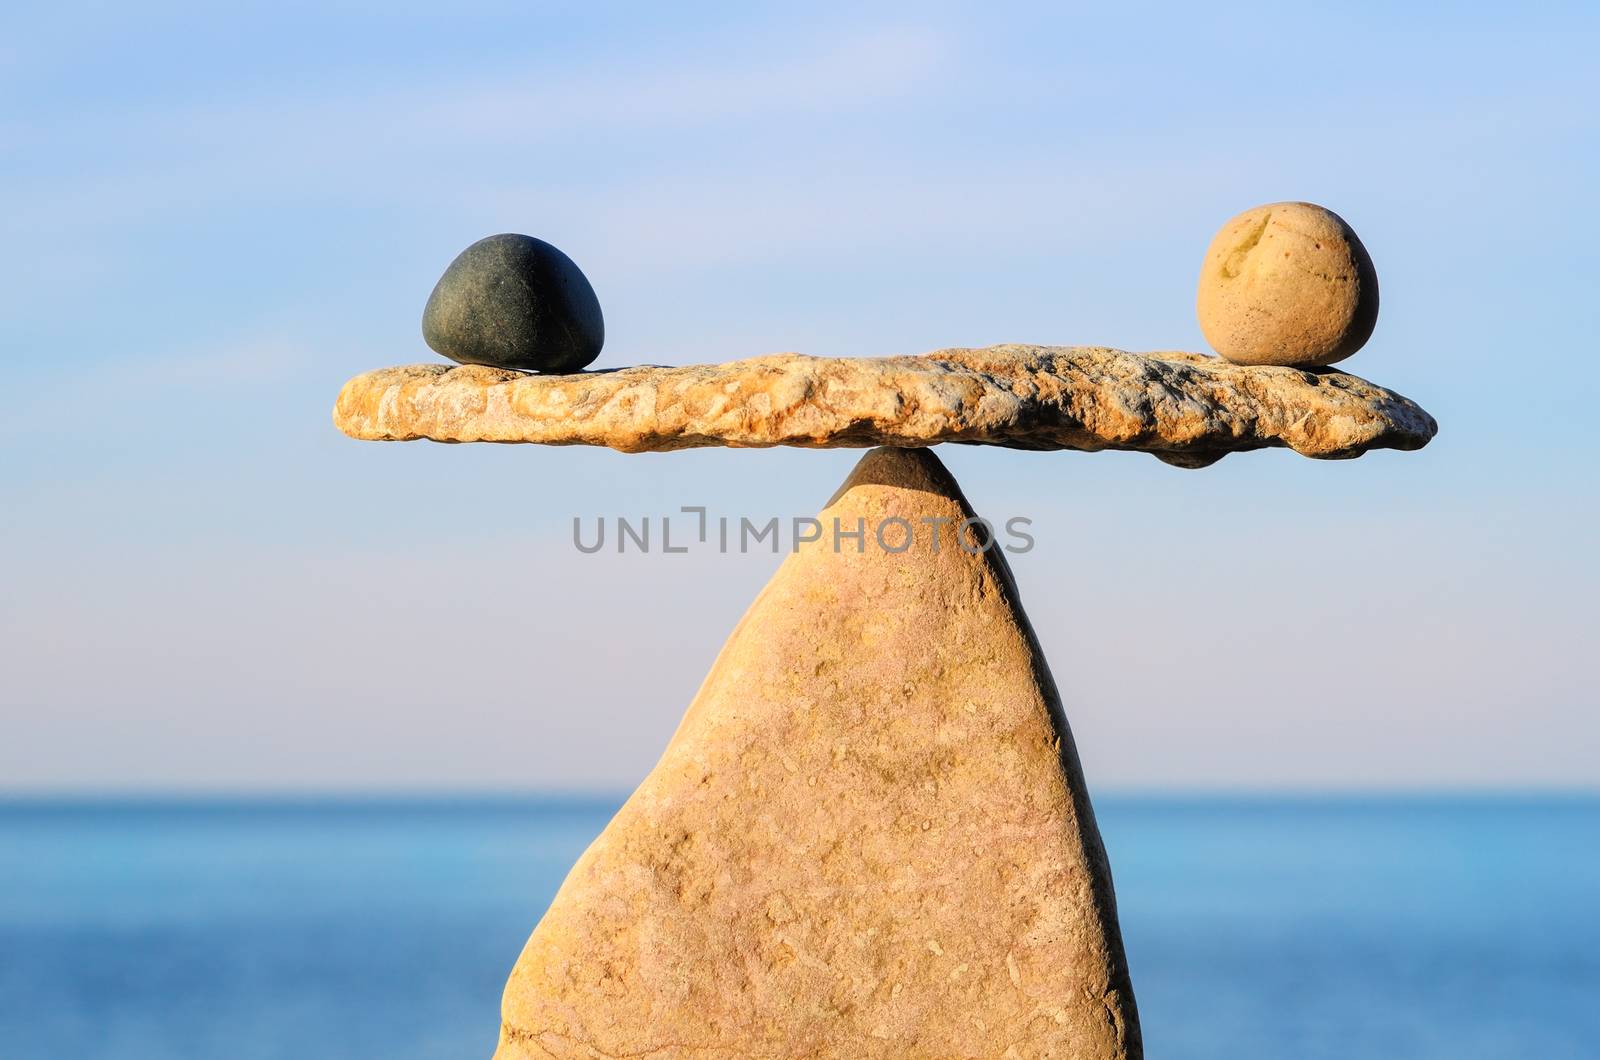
336;345;1434;468
1196;202;1379;368
495;447;1140;1060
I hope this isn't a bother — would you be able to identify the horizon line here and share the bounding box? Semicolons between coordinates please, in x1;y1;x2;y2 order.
2;785;1595;807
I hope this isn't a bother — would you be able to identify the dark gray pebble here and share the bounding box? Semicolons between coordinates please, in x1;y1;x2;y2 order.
422;234;604;373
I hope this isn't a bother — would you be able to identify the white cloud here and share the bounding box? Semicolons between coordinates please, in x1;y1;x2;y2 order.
0;22;959;270
3;24;947;185
409;24;948;136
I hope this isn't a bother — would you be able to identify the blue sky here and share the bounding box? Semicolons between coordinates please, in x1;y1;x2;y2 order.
2;2;1596;791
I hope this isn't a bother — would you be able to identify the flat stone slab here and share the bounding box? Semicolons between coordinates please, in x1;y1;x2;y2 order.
333;344;1436;467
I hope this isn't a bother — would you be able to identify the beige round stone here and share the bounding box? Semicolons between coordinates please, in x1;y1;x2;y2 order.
1196;201;1378;367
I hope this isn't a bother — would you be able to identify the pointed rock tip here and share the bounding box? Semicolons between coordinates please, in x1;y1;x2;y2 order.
825;445;967;510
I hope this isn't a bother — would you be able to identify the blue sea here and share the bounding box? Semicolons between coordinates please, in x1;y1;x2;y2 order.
2;796;1596;1059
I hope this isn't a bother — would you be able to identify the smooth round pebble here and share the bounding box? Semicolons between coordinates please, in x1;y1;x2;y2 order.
422;233;604;373
1196;202;1378;367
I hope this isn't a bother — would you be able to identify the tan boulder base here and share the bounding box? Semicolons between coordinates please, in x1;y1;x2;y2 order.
334;345;1433;469
497;447;1140;1060
1196;201;1379;367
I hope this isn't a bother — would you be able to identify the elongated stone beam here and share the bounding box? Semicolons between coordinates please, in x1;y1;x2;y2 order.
334;345;1436;468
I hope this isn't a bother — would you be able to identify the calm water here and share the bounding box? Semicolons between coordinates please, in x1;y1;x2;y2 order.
1;796;1596;1058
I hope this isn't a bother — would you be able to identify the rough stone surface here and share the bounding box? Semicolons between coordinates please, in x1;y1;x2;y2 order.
1196;202;1379;368
496;447;1140;1059
422;233;604;373
334;345;1435;468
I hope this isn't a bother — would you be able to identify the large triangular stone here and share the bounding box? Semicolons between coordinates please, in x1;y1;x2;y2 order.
497;447;1141;1059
